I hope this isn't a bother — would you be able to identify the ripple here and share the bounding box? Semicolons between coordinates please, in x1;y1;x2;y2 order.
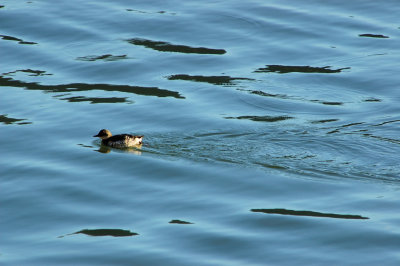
142;128;400;184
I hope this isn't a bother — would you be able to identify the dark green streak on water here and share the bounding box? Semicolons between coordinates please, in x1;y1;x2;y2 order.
248;90;287;98
75;54;128;61
169;219;194;224
0;114;31;125
254;65;350;74
71;229;138;237
311;119;340;124
59;96;131;104
246;90;344;106
3;69;52;77
0;76;184;99
225;115;294;122
167;74;253;85
311;100;343;106
126;38;226;54
359;33;389;38
251;208;369;220
0;34;37;45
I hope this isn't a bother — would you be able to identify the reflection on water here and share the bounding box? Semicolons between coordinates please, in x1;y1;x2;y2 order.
225;115;294;122
126;38;226;54
2;0;400;264
61;229;139;237
363;98;382;102
0;76;184;99
169;220;194;225
313;100;343;106
58;96;132;104
359;33;389;38
126;8;176;16
0;34;37;45
251;208;369;220
245;90;288;99
75;54;128;62
77;144;95;148
242;88;349;109
167;74;254;86
311;119;340;124
254;65;350;74
95;144;142;155
362;133;400;145
3;69;52;77
0;114;31;125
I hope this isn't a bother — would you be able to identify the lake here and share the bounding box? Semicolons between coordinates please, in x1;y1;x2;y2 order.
1;0;400;265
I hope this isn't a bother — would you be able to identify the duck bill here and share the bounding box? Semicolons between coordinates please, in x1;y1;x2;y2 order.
93;134;99;137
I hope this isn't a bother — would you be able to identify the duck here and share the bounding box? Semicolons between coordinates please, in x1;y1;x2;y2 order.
93;129;143;148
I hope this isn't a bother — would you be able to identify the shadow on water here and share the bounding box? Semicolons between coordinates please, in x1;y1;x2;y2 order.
167;74;254;86
251;208;369;220
60;229;139;238
0;34;37;45
254;65;350;74
126;38;226;54
0;76;184;99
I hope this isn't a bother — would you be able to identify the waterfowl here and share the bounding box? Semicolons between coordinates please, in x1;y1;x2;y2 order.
93;129;143;148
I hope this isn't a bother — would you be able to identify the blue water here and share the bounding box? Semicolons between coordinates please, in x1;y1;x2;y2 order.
1;0;400;265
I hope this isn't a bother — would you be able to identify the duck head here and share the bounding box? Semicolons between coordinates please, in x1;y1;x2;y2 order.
93;129;112;139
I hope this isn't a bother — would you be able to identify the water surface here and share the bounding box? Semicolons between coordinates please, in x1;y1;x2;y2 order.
1;0;400;265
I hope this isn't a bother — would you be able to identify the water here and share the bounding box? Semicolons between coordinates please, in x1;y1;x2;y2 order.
1;0;400;265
